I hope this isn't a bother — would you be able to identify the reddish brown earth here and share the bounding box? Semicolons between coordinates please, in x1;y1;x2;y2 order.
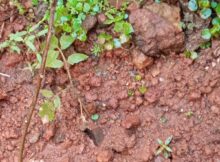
0;1;220;162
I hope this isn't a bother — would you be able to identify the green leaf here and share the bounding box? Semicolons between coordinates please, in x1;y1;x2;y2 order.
201;28;211;40
60;34;75;50
40;89;54;98
83;3;91;13
36;28;48;37
0;41;10;49
50;36;58;50
113;38;121;48
188;0;198;11
54;95;61;109
157;139;163;145
211;1;217;8
165;136;173;145
190;51;198;60
155;0;161;3
10;45;21;54
32;0;38;6
67;53;88;65
25;40;36;52
164;146;172;152
46;50;63;68
212;17;220;25
139;85;147;94
215;3;220;16
163;151;170;159
200;8;212;19
156;147;163;155
39;101;56;123
198;0;210;8
91;114;99;121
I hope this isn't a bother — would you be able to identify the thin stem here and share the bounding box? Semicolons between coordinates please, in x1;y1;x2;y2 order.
19;1;57;161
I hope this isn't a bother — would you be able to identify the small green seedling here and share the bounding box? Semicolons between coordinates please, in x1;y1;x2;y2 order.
160;116;168;123
185;110;194;118
156;136;173;159
92;43;103;56
91;114;100;121
184;50;198;60
128;89;134;97
139;85;147;94
134;74;142;81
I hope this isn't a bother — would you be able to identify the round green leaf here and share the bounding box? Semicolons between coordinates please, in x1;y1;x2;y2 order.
200;8;212;19
201;28;211;40
211;1;217;8
83;3;91;13
188;0;198;11
91;114;99;121
212;17;220;25
67;53;88;65
40;89;54;98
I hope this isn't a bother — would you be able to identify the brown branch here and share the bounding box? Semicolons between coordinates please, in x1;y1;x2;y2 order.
19;0;57;161
57;47;89;117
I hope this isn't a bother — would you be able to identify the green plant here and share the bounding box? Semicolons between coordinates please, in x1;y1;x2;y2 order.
184;50;198;60
39;89;61;123
185;110;194;118
91;113;100;121
92;43;103;56
139;85;147;94
134;74;142;81
156;136;173;159
188;0;220;41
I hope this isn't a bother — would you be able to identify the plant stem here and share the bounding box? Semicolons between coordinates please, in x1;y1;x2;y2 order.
57;47;89;117
19;0;57;161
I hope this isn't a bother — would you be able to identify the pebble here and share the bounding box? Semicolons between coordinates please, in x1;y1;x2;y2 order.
211;105;219;114
122;114;141;129
132;49;153;69
97;149;114;162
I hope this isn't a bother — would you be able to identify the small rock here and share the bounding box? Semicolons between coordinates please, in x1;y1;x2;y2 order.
0;89;7;100
189;91;201;101
86;103;97;114
132;49;153;69
82;15;97;32
122;114;141;129
29;132;40;144
135;96;143;106
43;124;55;141
211;105;219;114
97;13;107;25
97;149;114;162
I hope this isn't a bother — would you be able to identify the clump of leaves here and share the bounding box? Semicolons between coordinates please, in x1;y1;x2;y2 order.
184;50;198;60
39;89;61;123
156;136;173;159
92;43;103;56
188;0;220;41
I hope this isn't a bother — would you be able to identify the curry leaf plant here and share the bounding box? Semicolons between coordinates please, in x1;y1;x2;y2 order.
188;0;220;41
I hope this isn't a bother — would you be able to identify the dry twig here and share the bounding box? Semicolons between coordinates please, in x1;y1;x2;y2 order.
19;0;57;161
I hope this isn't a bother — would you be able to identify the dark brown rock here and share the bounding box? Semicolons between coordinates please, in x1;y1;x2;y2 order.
82;15;97;32
129;3;184;57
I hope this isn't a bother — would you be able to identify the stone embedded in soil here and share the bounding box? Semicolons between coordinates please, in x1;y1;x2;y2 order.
132;49;153;69
96;149;114;162
189;91;201;101
82;15;97;32
0;89;7;100
43;124;55;141
122;115;141;129
129;3;184;57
